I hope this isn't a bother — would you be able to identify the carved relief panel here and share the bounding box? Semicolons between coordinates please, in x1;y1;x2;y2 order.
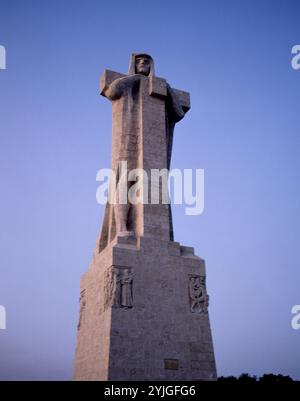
77;289;86;330
104;267;134;310
188;275;209;314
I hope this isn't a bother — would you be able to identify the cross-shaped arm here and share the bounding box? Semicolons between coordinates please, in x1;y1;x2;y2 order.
100;69;190;114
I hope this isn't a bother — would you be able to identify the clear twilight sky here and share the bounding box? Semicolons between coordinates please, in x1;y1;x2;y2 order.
0;0;299;380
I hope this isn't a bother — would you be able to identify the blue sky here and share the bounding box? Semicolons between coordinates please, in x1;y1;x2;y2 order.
0;0;299;380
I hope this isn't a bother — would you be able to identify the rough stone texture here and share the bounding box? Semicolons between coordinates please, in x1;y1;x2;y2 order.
74;236;217;381
73;54;217;381
98;54;188;249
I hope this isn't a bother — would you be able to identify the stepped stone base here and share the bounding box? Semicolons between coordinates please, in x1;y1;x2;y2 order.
73;235;217;381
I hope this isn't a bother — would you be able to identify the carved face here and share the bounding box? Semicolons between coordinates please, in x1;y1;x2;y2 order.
193;278;200;290
135;56;151;76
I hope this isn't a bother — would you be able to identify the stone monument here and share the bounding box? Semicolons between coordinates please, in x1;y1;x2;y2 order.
73;53;217;381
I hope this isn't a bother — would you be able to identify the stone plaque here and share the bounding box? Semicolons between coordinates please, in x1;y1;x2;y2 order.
164;359;179;370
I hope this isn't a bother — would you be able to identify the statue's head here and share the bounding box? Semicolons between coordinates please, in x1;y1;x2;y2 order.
128;53;154;77
135;55;151;76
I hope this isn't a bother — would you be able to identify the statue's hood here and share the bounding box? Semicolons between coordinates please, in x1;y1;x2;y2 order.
128;53;155;76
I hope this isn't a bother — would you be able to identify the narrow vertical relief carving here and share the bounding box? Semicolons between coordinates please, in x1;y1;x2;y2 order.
104;267;134;310
77;289;86;330
104;268;116;311
116;269;134;309
189;275;209;314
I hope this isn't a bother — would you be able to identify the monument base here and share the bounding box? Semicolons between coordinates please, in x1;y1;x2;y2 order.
73;235;217;381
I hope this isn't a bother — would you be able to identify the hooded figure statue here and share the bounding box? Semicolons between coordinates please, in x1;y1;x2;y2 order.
98;53;186;252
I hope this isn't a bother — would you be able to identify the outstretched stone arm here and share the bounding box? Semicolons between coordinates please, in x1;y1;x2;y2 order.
103;75;141;101
166;83;186;122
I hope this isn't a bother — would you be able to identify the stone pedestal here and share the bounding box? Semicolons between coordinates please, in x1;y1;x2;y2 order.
73;234;217;381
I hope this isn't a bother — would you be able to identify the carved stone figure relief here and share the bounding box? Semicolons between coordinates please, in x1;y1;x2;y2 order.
104;269;116;311
115;268;133;309
189;275;209;314
104;267;134;310
77;289;86;330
